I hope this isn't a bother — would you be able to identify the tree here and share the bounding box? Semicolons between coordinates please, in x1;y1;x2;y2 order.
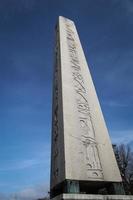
113;144;133;194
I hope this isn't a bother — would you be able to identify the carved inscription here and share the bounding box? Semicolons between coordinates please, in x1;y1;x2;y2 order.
65;19;103;179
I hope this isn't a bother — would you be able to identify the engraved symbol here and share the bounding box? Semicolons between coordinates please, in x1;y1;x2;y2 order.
65;21;103;180
93;172;98;176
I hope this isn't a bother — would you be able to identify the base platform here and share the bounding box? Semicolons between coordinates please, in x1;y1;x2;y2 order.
51;193;133;200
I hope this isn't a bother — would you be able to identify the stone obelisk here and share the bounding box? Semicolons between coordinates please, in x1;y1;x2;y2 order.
50;16;127;199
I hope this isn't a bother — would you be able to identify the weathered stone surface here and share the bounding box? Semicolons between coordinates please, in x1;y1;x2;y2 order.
52;194;133;200
50;16;122;190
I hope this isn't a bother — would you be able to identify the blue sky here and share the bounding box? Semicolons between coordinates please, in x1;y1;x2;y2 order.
0;0;133;199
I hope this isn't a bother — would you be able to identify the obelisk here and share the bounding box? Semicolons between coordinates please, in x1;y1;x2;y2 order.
50;16;125;199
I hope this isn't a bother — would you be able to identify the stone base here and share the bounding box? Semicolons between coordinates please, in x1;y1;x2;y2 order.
51;193;133;200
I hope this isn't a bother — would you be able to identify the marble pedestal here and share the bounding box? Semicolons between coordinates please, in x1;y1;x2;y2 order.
52;193;133;200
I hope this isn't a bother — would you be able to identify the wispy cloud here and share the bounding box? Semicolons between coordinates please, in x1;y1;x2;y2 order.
0;193;8;200
0;158;46;171
0;183;49;200
103;100;128;107
16;184;48;200
111;129;133;144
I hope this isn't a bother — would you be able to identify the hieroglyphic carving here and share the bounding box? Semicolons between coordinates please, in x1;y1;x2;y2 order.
64;19;103;179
